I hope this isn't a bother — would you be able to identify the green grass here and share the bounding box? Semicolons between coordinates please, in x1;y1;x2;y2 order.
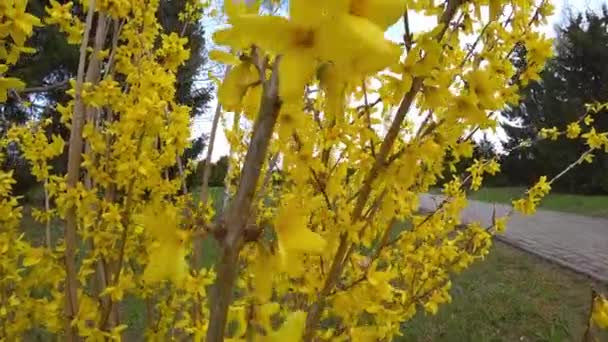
466;187;608;218
400;241;607;342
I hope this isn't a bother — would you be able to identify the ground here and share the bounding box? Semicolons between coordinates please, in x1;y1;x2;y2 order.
466;187;608;218
400;241;608;341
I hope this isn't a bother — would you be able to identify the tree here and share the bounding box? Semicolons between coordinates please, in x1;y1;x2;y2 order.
1;0;212;196
1;0;607;341
502;6;608;193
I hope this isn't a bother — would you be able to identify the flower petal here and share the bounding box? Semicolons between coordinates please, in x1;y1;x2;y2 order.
218;62;258;112
209;49;241;65
349;0;406;30
318;15;400;74
278;52;316;102
229;15;293;53
290;0;349;27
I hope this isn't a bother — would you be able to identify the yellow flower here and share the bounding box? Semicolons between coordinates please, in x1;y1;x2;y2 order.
277;103;307;141
209;49;241;65
251;244;279;302
512;197;536;216
1;0;42;46
467;69;501;110
348;0;406;29
539;127;559;140
449;93;486;125
140;205;190;286
0;76;25;102
582;128;608;151
592;295;608;329
566;122;581;139
218;62;259;112
267;311;307;342
494;216;508;234
215;0;399;101
274;195;326;263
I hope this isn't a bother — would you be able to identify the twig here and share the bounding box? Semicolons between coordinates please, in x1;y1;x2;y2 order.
19;80;69;94
403;7;412;52
361;79;376;157
44;180;52;250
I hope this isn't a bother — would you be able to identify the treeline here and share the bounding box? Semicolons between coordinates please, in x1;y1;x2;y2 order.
488;7;608;194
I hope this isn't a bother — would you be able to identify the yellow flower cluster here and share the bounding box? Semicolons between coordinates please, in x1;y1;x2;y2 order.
593;294;608;329
45;0;83;44
0;0;41;101
207;0;560;340
0;0;218;339
513;176;551;215
4;0;600;340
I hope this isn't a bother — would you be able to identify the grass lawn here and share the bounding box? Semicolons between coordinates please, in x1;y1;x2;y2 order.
400;241;607;342
466;187;608;218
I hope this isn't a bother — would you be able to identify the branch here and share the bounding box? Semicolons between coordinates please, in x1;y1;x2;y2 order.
361;79;376;157
19;80;69;94
403;7;412;52
63;2;96;339
206;57;282;342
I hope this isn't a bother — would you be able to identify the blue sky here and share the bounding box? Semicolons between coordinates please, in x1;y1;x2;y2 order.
195;0;607;160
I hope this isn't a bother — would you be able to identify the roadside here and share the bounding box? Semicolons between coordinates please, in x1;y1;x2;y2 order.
465;187;608;219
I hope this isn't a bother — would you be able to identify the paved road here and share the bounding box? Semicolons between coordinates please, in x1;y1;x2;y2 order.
419;194;608;283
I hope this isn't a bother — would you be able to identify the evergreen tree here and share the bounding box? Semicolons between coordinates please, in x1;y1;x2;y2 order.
502;6;608;193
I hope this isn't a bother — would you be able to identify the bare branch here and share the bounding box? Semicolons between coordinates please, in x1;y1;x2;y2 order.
19;80;69;94
206;57;282;342
63;2;97;339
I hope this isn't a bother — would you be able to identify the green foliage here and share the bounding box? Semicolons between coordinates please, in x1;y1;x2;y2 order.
502;6;608;193
189;156;229;188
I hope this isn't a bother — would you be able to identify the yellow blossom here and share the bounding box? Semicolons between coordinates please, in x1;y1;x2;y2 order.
592;295;608;329
566;122;581;139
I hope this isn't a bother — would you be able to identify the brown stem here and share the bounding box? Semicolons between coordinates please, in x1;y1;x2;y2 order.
194;67;230;269
18;80;68;94
582;288;597;342
206;58;281;342
63;3;97;340
43;180;52;250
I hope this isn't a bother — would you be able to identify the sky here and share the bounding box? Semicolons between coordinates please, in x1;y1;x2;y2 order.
193;0;606;161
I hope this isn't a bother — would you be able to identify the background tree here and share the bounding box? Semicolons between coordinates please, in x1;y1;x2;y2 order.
1;0;212;196
502;6;608;193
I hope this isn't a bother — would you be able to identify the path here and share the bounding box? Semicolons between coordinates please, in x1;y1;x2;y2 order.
419;194;608;283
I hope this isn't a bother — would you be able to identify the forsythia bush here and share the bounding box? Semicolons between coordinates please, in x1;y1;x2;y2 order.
0;0;607;341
